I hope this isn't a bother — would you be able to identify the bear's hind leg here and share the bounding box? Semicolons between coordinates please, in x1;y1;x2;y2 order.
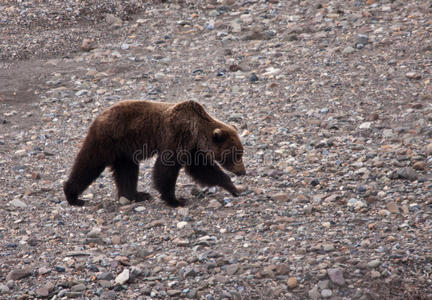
185;164;239;197
152;156;184;207
64;158;105;206
112;158;151;202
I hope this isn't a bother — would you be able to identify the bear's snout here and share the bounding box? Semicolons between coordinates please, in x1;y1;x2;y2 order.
232;163;246;176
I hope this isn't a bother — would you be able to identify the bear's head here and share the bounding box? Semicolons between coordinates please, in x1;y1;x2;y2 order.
211;126;246;176
167;100;246;176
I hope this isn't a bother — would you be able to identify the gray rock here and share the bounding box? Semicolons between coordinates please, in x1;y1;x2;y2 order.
9;199;27;208
396;167;418;181
71;283;86;292
342;46;355;55
225;264;239;275
321;289;333;298
167;289;182;297
327;268;345;286
308;286;320;300
367;259;381;268
115;269;130;285
0;284;10;294
6;268;32;281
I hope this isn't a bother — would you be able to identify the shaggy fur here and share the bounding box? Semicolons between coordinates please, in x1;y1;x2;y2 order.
63;100;246;207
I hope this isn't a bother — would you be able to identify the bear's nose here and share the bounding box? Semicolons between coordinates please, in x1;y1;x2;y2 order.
233;163;246;176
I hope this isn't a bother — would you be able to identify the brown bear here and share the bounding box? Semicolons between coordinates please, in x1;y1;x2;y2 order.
63;100;246;207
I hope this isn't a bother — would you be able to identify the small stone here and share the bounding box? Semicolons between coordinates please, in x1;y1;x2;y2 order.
397;167;417;181
145;219;165;229
308;286;320;300
100;290;117;300
359;122;371;129
287;277;298;289
323;243;335;252
105;14;122;28
97;272;115;281
75;90;89;97
412;161;425;170
250;73;258;82
71;283;86;292
115;268;130;285
119;196;131;205
99;280;112;289
370;270;381;278
367;259;381;268
386;202;399;214
87;227;101;238
327;268;345;286
111;235;121;245
9;199;27;208
177;221;189;229
134;206;146;212
55;266;66;272
31;172;41;180
167;290;182;297
406;72;421;80
275;263;289;275
310;179;320;187
35;286;50;297
321;289;333;298
271;192;290;202
426;143;432;156
225;264;239;275
14;149;26;157
0;284;10;294
207;199;222;208
38;267;50;275
342;46;355;55
81;39;93;52
6;268;32;280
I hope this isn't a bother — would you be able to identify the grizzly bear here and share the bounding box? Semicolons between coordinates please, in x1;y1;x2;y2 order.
63;100;246;207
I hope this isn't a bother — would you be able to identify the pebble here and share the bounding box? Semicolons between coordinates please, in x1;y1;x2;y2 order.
55;266;66;272
321;289;333;298
225;264;239;275
71;283;86;292
367;259;381;268
9;199;27;208
115;268;130;285
250;73;259;82
396;167;418;181
386;202;399;214
207;199;222;208
0;284;10;294
177;221;189;229
342;46;355;55
405;72;421;80
287;277;298;289
308;286;320;300
370;270;381;278
327;268;345;286
7;268;32;281
119;196;131;205
81;38;93;51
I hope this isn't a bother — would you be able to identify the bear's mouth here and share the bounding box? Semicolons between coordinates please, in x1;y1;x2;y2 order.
223;162;246;176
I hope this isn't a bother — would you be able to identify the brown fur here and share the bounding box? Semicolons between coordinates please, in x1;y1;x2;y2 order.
63;100;246;207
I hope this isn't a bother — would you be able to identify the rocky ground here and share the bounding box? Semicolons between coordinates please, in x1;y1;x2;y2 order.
1;0;432;299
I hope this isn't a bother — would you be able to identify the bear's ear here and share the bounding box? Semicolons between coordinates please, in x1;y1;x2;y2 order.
231;124;238;131
213;128;227;143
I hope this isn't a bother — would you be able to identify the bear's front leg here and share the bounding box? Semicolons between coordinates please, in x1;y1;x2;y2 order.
185;164;240;197
152;155;185;207
112;158;151;202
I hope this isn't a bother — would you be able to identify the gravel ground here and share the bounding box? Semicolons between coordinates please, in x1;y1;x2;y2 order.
1;0;432;299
